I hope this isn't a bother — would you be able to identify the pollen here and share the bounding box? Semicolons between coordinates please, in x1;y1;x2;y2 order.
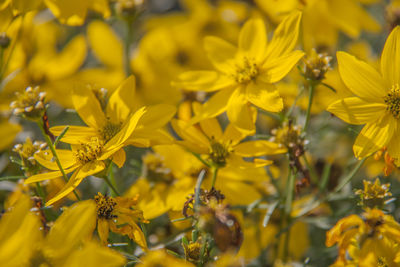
74;137;103;165
94;193;117;220
209;138;231;167
99;121;122;142
384;84;400;119
233;57;259;84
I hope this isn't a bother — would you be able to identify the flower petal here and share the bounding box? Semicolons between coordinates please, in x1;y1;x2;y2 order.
204;36;236;73
106;75;136;122
227;88;255;134
327;97;387;125
34;149;77;170
135;104;176;131
97;219;110;245
238;19;267;61
171;119;209;151
353;114;396;159
72;87;107;130
337;51;386;100
381;26;400;87
387;120;400;160
262;50;304;83
51;126;97;144
46;161;105;206
234;140;286;157
246;81;283;112
265;11;302;61
112;148;126;168
173;71;234;92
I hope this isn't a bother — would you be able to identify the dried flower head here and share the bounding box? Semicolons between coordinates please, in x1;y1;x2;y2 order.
355;179;392;209
302;49;332;81
13;137;47;176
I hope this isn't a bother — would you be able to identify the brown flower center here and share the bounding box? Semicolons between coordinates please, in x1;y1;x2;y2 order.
384;84;400;119
94;193;117;220
74;137;103;165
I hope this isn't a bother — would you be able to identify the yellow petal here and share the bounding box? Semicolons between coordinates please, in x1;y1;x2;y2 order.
174;71;234;92
262;50;304;83
44;35;86;80
72;87;107;130
127;129;173;147
44;200;97;260
204;36;236;73
106;75;136;122
327;97;386;125
101;107;147;159
238;19;267;61
353;115;396;159
190;88;235;124
246;81;283;112
222;124;248;146
227;154;272;169
44;0;89;26
381;26;400;87
234;140;286;157
199;118;223;141
0;122;21;151
387;120;400;160
337;51;386;100
97;219;110;245
34;149;76;170
265;11;302;60
87;20;123;68
135;104;176;131
171;119;209;150
50;126;97;144
112;148;126;168
227;88;255;134
46;162;105;206
25;167;77;184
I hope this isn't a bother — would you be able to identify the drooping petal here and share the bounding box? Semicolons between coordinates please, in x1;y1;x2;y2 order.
234;140;287;157
112;148;126;168
25;167;77;184
97;219;110;245
381;26;400;87
353;114;396;159
327;97;386;125
265;11;302;61
101;107;147;159
173;71;234;92
72;87;107;130
246;81;283;112
87;20;123;68
227;88;255;134
337;51;387;100
106;75;136;122
238;19;267;61
51;126;97;144
261;50;304;84
204;36;237;73
46;161;105;206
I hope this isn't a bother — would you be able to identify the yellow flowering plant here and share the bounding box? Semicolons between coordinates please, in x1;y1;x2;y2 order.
2;1;400;266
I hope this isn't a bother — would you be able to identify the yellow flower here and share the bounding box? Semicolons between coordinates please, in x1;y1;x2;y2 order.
0;195;126;267
51;75;176;150
44;0;111;26
25;93;147;206
327;26;400;163
174;12;304;132
255;0;380;50
94;193;148;250
136;249;194;267
172;107;286;169
326;208;400;266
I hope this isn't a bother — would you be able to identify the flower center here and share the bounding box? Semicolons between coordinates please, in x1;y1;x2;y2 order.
74;137;103;165
209;139;231;167
94;193;117;220
99;121;122;143
234;57;259;84
384;84;400;119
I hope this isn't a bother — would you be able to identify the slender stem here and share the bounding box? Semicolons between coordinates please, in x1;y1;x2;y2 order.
191;152;211;168
211;167;218;188
124;18;134;76
302;154;318;184
283;168;295;262
35;182;46;200
38;120;80;200
194;169;207;211
332;158;366;194
304;82;317;132
103;174;120;196
107;162;119;196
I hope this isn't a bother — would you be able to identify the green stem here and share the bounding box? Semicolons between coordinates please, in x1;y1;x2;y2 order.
35;182;46;200
103;175;120;196
124;18;134;76
283;168;295;262
38;121;80;201
302;154;318;184
194;169;207;211
304;82;317;132
332;158;366;194
211;167;218;188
